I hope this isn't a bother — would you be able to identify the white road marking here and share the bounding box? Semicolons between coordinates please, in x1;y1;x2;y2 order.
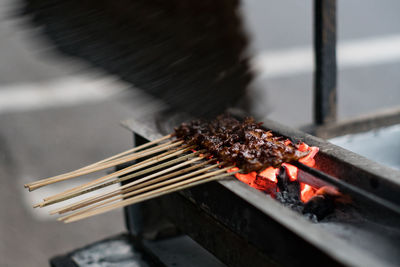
0;76;125;114
253;34;400;79
1;35;400;114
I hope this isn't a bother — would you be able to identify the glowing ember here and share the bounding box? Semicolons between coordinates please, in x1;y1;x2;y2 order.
299;145;319;167
281;163;298;181
228;140;346;221
258;167;278;183
228;167;277;191
236;171;257;186
315;186;351;204
300;184;317;202
229;141;321;203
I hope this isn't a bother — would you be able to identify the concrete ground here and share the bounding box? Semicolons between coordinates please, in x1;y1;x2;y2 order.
0;102;133;266
1;0;400;266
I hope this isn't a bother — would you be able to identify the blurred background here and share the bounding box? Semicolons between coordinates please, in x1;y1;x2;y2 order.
1;0;400;266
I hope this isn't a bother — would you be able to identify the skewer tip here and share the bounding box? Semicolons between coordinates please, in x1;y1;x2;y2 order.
63;218;76;223
28;185;40;191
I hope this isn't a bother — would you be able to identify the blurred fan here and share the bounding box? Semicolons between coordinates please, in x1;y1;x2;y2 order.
19;0;254;118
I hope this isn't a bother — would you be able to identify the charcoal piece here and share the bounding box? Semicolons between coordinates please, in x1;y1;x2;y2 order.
175;115;309;172
303;195;335;220
276;191;300;206
276;166;289;191
276;166;301;203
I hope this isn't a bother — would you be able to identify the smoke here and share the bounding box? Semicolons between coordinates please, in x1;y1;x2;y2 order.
19;0;255;118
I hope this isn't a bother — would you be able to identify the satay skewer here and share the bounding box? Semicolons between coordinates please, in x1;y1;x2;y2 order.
41;145;192;203
25;115;319;224
51;158;215;215
25;134;173;188
61;167;239;223
27;139;182;191
36;146;197;207
38;149;205;208
57;162;222;221
75;134;174;167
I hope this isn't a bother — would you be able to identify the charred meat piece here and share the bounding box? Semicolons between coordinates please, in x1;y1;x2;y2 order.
175;115;309;172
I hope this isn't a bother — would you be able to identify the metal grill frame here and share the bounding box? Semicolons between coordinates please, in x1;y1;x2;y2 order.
121;115;400;267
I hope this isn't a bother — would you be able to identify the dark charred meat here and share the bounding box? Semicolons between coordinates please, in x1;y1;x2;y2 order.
175;115;309;172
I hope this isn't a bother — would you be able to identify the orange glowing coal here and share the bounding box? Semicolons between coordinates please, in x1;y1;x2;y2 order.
229;141;320;203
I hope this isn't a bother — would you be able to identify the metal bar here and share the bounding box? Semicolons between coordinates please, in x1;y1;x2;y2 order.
304;106;400;139
292;161;400;215
314;0;337;125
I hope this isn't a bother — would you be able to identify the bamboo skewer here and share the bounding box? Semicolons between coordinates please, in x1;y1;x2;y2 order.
23;130;243;223
62;168;239;223
74;134;174;168
51;158;210;215
41;145;191;203
24;134;173;188
27;139;183;191
40;140;177;187
51;158;214;215
25;139;176;189
36;146;196;207
58;165;232;221
57;164;221;221
41;151;206;208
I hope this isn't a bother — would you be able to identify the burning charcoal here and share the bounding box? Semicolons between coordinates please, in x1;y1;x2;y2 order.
276;166;301;203
276;166;290;191
176;115;332;221
254;175;277;195
303;195;335;220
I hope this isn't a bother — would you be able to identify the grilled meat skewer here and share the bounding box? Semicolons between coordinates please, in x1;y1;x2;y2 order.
175;115;309;172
